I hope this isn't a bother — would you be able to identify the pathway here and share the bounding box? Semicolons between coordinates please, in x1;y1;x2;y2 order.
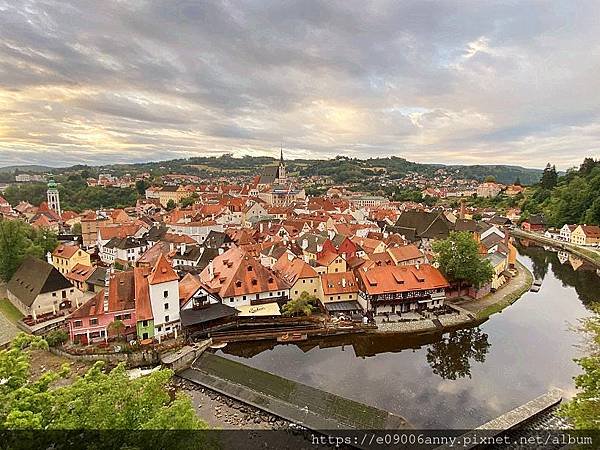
447;260;533;319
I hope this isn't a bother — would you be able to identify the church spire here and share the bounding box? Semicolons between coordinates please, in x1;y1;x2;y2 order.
280;144;284;163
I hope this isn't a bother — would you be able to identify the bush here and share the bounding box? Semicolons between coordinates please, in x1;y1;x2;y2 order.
45;329;69;347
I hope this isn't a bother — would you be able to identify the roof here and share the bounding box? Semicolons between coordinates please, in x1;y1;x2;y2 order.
199;247;290;298
8;257;73;307
148;254;179;285
454;219;478;232
387;244;423;263
104;236;147;250
321;272;359;295
485;252;507;267
393;211;453;240
180;303;238;327
179;273;202;306
134;266;153;321
52;244;84;259
86;266;108;287
273;255;318;285
66;263;94;283
357;264;449;296
323;300;363;312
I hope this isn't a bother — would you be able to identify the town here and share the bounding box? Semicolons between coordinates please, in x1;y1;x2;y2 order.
0;152;535;346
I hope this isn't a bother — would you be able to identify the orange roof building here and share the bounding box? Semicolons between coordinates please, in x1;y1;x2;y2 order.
357;264;449;315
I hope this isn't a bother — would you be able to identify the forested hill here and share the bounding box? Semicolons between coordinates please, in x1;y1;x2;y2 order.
3;155;542;186
522;159;600;227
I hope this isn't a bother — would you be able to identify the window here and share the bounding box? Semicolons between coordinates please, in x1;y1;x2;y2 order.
229;298;234;303
73;320;83;328
142;320;148;327
164;302;169;310
163;290;169;298
52;292;57;297
62;291;67;298
165;315;170;323
90;318;98;326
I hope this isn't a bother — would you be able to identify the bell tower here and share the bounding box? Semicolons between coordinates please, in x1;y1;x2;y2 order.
277;146;286;182
47;177;61;216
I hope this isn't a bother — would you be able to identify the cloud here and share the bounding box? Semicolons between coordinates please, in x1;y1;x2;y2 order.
0;0;599;169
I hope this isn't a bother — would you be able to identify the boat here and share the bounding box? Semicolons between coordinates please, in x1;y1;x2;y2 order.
277;332;308;343
530;279;543;292
209;342;228;349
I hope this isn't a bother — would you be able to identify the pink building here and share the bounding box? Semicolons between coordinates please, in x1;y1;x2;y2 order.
66;271;137;344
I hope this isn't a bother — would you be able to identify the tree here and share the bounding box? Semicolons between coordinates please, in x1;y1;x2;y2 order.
432;231;494;289
1;334;213;447
108;319;126;340
0;220;29;282
166;199;176;210
540;163;558;189
282;292;318;317
135;179;149;195
71;222;82;235
514;177;522;186
484;175;496;183
559;306;600;429
426;328;491;380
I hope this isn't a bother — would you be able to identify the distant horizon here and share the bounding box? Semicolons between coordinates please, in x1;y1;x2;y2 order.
1;1;599;170
0;153;563;172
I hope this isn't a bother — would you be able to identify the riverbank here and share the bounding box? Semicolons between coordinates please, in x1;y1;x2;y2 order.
374;260;533;334
447;260;534;320
512;228;600;268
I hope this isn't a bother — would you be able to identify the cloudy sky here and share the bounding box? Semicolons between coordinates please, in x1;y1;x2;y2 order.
1;0;599;169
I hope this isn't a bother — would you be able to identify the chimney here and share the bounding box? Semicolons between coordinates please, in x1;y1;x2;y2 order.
208;260;215;279
328;229;335;240
218;247;224;255
416;263;420;271
46;251;52;264
301;239;308;250
341;277;347;288
180;243;186;255
459;199;466;220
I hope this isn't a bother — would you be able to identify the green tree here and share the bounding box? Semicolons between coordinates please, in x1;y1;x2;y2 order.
108;319;126;340
1;334;212;446
71;222;82;235
540;163;558;189
484;175;496;183
559;306;600;429
135;179;149;195
282;292;318;317
166;199;176;210
0;220;29;282
432;231;494;289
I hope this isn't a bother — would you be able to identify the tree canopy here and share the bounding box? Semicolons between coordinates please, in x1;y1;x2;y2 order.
1;334;213;448
559;306;600;429
282;292;318;317
432;231;494;288
0;220;58;282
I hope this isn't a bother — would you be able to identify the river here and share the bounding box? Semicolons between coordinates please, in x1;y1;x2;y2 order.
217;242;598;428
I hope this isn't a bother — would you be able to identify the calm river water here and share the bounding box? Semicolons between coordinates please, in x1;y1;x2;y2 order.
218;242;598;428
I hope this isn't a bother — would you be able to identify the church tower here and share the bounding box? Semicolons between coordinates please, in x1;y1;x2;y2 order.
47;177;61;216
277;147;286;183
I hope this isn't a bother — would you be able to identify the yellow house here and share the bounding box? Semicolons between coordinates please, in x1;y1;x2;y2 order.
485;252;508;290
315;251;347;274
570;225;600;246
319;272;359;303
51;244;91;275
273;255;320;300
158;185;188;207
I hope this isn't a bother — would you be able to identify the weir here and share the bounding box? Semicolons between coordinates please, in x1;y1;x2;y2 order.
179;352;410;431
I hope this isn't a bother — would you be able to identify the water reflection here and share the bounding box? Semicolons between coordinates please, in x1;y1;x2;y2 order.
426;328;490;380
218;245;597;428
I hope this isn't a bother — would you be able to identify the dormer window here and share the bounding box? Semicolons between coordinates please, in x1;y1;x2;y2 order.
268;277;274;284
247;266;253;272
251;278;258;286
235;280;242;288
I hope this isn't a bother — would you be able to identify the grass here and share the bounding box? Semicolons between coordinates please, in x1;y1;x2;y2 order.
199;352;392;429
0;298;24;324
476;263;534;320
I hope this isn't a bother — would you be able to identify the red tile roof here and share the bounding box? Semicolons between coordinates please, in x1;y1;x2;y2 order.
52;244;84;259
134;266;153;321
358;264;449;296
148;254;179;285
199;247;290;298
321;272;359;295
387;244;424;263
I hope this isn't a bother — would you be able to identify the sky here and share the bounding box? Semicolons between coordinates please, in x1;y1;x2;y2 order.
1;1;599;170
